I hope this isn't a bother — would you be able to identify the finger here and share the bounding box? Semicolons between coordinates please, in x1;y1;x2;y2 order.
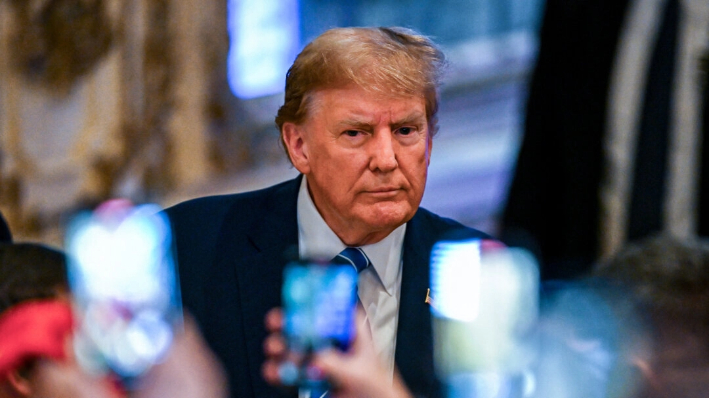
261;359;282;384
311;348;343;376
136;313;228;398
264;308;283;332
263;333;286;357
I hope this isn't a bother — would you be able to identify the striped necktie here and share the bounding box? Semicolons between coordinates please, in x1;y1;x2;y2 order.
334;247;372;329
334;247;371;273
334;247;372;335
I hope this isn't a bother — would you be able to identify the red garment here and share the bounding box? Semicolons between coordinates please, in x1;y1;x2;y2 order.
0;299;74;379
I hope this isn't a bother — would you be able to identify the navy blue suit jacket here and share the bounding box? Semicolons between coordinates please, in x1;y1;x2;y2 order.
166;175;488;398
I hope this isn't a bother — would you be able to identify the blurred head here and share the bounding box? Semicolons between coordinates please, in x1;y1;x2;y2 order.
0;243;68;314
595;235;709;398
277;27;446;246
0;243;69;398
596;235;709;319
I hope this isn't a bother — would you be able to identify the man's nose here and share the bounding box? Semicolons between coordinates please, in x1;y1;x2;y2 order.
369;130;398;172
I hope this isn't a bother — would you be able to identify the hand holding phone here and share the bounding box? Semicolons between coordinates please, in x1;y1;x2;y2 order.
279;261;358;396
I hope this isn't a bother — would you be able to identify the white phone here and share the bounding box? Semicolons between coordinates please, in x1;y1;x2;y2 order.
430;238;539;397
65;199;182;384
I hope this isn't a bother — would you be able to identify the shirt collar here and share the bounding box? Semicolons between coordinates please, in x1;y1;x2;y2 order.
297;176;405;295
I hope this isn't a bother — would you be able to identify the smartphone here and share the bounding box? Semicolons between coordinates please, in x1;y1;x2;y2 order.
280;261;358;394
430;238;539;397
65;199;182;384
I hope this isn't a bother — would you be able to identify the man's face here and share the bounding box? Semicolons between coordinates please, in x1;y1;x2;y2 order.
283;85;432;246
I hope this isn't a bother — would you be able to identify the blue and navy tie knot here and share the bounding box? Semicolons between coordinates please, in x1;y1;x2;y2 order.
336;247;371;273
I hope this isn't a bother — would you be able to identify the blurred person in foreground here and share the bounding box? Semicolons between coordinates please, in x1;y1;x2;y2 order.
27;315;228;398
0;242;227;398
166;26;490;398
534;235;709;398
595;235;709;398
0;242;94;398
265;309;415;398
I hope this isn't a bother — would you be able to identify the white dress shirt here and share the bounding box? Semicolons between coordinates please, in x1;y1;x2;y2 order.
296;176;405;381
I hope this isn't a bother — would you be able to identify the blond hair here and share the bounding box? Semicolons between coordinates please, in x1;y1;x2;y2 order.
275;27;447;159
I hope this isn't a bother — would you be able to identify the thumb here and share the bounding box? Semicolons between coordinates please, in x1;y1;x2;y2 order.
311;348;347;381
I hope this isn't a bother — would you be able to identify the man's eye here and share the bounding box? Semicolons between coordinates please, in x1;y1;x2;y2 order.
398;127;415;135
344;130;361;137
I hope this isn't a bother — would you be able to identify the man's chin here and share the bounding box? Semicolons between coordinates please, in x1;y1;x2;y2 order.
358;204;415;231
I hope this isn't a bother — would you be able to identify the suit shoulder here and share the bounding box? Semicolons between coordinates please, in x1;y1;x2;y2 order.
164;177;301;253
166;193;239;219
414;207;491;241
165;177;299;228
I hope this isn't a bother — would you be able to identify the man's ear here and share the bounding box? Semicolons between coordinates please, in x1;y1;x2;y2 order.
5;369;32;397
282;122;311;174
426;132;433;166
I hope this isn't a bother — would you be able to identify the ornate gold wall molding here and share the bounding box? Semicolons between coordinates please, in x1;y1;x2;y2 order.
0;0;226;245
6;0;114;96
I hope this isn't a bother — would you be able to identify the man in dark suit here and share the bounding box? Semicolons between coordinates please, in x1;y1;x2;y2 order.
166;27;489;398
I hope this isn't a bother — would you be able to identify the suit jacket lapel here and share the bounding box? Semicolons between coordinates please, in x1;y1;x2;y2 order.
395;211;439;397
213;176;301;397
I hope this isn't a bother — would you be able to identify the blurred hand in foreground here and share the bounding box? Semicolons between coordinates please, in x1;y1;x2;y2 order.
31;315;227;398
262;307;412;398
134;315;227;398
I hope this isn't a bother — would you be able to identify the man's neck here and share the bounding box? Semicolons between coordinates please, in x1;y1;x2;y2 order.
329;223;395;247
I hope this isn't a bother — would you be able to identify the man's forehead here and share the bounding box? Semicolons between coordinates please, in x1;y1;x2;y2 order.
334;109;427;126
308;87;427;122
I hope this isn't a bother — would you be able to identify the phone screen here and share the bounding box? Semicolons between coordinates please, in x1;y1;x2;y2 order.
430;238;539;397
281;261;358;390
65;200;182;382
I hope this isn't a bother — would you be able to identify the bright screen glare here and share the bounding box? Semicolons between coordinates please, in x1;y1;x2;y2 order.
227;0;300;99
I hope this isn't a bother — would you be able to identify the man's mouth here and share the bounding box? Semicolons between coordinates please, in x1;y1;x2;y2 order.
365;187;401;197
